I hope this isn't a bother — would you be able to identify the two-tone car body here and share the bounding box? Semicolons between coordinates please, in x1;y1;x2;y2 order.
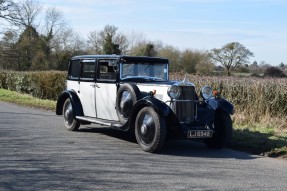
56;55;234;152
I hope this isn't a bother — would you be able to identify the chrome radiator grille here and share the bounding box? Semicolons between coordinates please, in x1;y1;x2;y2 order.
175;86;195;123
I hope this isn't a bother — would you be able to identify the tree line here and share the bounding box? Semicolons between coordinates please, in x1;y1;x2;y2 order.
0;0;285;77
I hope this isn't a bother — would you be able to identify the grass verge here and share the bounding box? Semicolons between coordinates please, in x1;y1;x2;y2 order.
0;88;286;159
230;126;287;159
0;89;56;110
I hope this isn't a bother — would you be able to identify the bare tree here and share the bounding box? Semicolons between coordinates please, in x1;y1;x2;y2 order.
44;7;66;38
126;30;146;53
87;25;128;55
52;27;86;70
209;42;253;76
0;30;19;69
0;0;19;24
87;31;102;54
181;49;213;74
129;41;157;56
13;0;42;27
158;45;180;73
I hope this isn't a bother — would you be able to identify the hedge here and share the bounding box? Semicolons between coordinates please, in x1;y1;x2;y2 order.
0;71;66;100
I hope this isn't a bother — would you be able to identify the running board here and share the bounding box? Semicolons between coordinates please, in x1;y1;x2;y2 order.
76;116;122;128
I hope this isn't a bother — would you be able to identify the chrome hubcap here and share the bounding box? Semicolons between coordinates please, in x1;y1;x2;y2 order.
64;101;73;126
138;113;155;145
141;124;147;134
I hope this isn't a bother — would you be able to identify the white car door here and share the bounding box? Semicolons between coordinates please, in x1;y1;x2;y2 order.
95;83;118;120
95;59;119;121
78;60;97;117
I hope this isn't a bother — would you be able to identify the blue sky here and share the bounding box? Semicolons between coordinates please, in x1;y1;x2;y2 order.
43;0;287;65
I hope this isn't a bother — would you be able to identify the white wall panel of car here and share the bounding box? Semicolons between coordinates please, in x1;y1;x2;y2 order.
79;82;97;117
96;83;118;121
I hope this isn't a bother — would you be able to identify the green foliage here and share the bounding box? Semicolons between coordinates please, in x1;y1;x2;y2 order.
103;34;121;55
16;26;42;70
231;126;287;158
0;70;66;100
0;88;56;110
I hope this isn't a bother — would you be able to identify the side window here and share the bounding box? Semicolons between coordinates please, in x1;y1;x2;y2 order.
82;61;95;80
69;60;81;79
97;59;117;81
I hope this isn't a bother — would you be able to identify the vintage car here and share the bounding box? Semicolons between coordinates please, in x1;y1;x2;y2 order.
56;55;234;153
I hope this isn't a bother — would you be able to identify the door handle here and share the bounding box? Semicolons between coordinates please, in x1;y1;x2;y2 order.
91;84;100;88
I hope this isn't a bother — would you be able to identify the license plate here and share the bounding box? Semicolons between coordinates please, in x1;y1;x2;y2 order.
187;130;213;138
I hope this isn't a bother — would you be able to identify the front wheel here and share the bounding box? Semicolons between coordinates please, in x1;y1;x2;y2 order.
204;110;232;149
135;107;166;153
62;98;80;131
116;83;141;124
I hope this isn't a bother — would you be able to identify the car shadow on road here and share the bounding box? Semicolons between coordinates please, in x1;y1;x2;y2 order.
159;140;257;160
78;126;257;160
78;126;137;142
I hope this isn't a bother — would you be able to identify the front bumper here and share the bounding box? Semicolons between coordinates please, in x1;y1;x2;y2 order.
168;103;215;139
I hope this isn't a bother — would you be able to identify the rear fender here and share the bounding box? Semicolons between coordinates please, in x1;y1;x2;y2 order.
56;90;84;116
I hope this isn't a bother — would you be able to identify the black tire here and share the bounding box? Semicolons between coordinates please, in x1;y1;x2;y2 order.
62;98;80;131
116;83;141;124
135;107;166;153
204;110;232;149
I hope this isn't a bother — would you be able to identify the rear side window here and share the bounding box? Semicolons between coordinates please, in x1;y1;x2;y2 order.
69;60;81;79
82;60;95;80
97;59;117;81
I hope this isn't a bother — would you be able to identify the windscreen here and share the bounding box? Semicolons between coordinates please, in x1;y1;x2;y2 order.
120;62;168;81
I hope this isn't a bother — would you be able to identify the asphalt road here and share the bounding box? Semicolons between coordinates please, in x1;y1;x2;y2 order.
0;102;287;191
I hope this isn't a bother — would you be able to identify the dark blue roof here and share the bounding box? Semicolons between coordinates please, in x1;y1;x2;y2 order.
71;55;169;63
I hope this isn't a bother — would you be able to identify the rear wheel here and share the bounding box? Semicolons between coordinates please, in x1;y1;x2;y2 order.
62;98;80;131
204;110;232;149
135;107;166;153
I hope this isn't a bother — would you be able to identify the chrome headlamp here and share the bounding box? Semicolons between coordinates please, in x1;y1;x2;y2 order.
200;86;213;100
167;85;181;99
